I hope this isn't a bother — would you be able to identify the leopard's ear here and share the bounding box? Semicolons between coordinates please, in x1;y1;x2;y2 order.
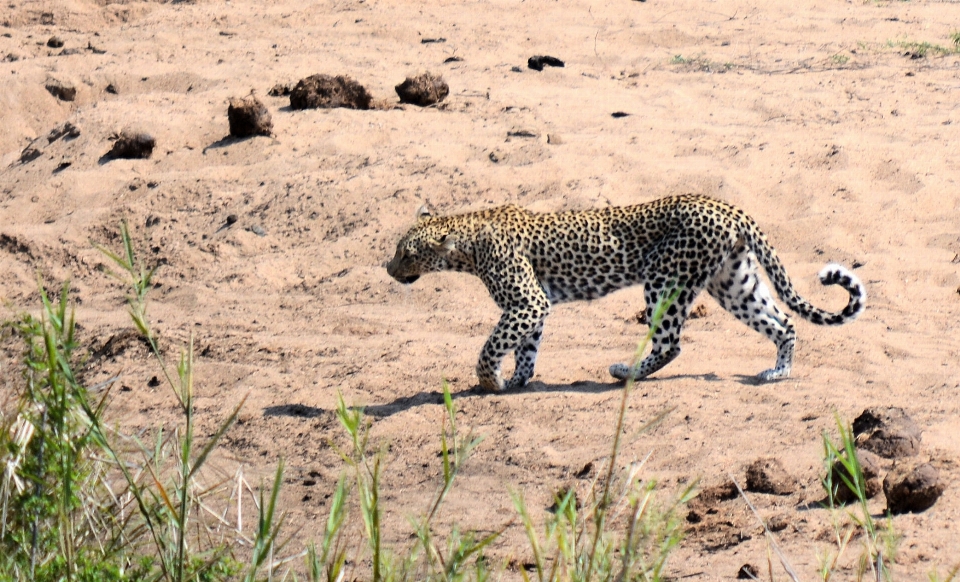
416;204;435;221
429;234;457;256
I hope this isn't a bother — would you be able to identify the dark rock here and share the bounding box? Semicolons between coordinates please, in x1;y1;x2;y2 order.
267;82;292;97
884;461;944;514
689;303;709;319
767;513;789;532
289;74;372;110
47;122;80;143
830;449;883;503
527;55;565;71
685;480;751;551
105;83;118;94
19;146;42;164
45;79;76;101
107;131;155;160
227;94;272;137
696;480;739;504
745;457;797;495
853;407;922;459
737;564;759;579
46;36;63;48
395;72;449;106
507;130;537;138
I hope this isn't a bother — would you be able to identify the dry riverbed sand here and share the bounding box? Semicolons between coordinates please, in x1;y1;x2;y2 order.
2;0;960;578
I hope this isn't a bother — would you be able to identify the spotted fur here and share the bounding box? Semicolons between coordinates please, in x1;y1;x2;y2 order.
386;195;866;391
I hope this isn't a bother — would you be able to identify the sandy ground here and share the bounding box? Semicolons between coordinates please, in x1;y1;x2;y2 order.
2;0;960;578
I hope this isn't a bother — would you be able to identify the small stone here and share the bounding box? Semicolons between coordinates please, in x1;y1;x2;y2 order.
830;449;883;503
46;36;63;48
107;130;155;160
507;129;537;139
47;122;80;143
636;302;708;325
689;303;709;319
884;461;944;514
227;94;272;137
45;79;76;101
745;457;797;495
267;82;292;97
395;72;449;106
527;55;565;71
694;480;739;504
853;407;922;459
546;134;563;145
767;513;789;532
250;225;266;236
19;146;42;164
289;74;372;110
737;564;760;579
225;214;238;225
105;83;118;94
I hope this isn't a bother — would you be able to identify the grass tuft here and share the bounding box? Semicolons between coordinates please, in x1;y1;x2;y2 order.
509;289;694;582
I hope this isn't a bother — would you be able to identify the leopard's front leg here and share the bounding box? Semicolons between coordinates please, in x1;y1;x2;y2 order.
473;226;550;392
507;320;545;390
476;307;548;391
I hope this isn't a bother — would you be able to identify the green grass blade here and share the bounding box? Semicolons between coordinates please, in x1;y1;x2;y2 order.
187;394;248;481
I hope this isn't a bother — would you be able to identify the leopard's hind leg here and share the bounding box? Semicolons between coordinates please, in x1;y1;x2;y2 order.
610;240;730;380
706;242;796;381
609;283;695;381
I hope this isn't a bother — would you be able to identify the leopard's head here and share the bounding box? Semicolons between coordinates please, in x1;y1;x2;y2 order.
386;207;458;285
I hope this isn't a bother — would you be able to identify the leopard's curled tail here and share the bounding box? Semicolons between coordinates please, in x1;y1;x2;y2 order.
737;217;866;326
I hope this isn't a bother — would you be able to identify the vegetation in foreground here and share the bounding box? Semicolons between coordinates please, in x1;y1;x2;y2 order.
0;225;692;581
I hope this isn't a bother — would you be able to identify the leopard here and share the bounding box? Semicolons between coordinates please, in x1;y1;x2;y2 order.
386;194;866;392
